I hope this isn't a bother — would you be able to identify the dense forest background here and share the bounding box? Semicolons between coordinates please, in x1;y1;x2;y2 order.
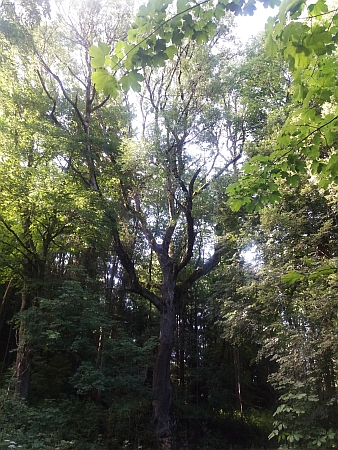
0;0;338;449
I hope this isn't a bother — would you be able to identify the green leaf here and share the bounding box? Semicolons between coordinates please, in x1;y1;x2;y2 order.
323;128;335;146
164;45;177;59
132;48;153;67
225;2;242;14
268;182;279;191
114;40;126;59
308;0;328;16
246;200;259;212
123;46;138;70
177;0;188;13
267;191;281;203
154;39;166;52
192;30;209;44
98;42;111;56
230;199;246;212
318;175;331;189
182;13;193;25
214;3;226;19
268;429;279;440
265;33;278;57
172;27;184;45
282;271;305;284
326;153;338;177
327;430;336;440
295;159;306;173
138;4;148;16
127;27;138;42
152;51;168;67
92;69;119;97
120;70;144;93
294;49;311;69
243;2;256;15
89;43;111;68
311;161;325;174
287;0;306;17
302;145;320;160
295;44;311;56
286;174;301;186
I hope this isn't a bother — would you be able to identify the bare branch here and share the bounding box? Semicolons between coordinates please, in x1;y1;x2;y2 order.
0;218;36;258
129;284;164;313
92;95;110;112
40;57;86;130
113;231;164;312
36;70;65;129
179;247;222;289
134;193;163;254
162;219;177;256
66;64;86;88
194;152;242;197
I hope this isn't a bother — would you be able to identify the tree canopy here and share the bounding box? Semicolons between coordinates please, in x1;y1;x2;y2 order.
1;0;338;449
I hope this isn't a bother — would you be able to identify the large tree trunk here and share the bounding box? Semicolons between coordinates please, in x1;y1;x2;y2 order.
152;266;177;450
153;304;176;450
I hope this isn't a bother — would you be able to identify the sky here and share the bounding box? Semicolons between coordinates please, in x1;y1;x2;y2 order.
234;3;278;42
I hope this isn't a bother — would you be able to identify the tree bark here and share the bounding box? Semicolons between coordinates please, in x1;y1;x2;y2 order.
151;259;178;450
15;291;32;399
0;278;12;336
233;346;243;413
153;304;176;449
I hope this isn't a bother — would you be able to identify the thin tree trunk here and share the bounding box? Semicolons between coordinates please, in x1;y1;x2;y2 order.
233;346;243;413
0;278;12;335
178;306;185;387
15;291;32;399
96;326;104;405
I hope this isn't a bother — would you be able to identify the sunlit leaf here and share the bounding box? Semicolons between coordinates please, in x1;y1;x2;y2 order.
282;271;305;284
92;69;119;97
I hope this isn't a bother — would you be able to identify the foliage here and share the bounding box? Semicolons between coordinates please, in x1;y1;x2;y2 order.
89;0;283;96
220;178;338;448
269;381;337;449
3;0;338;448
228;0;338;211
0;390;109;449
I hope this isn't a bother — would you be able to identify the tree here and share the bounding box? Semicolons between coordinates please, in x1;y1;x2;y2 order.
0;41;81;397
90;0;338;447
109;28;254;447
247;180;338;448
0;0;134;400
0;4;166;448
89;3;294;445
5;0;332;448
88;0;282;97
228;0;338;210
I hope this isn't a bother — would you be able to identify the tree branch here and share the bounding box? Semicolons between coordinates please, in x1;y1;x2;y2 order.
179;246;222;290
0;217;36;258
36;70;64;129
92;95;111;112
194;152;243;197
40;58;87;130
174;167;202;275
113;230;164;312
